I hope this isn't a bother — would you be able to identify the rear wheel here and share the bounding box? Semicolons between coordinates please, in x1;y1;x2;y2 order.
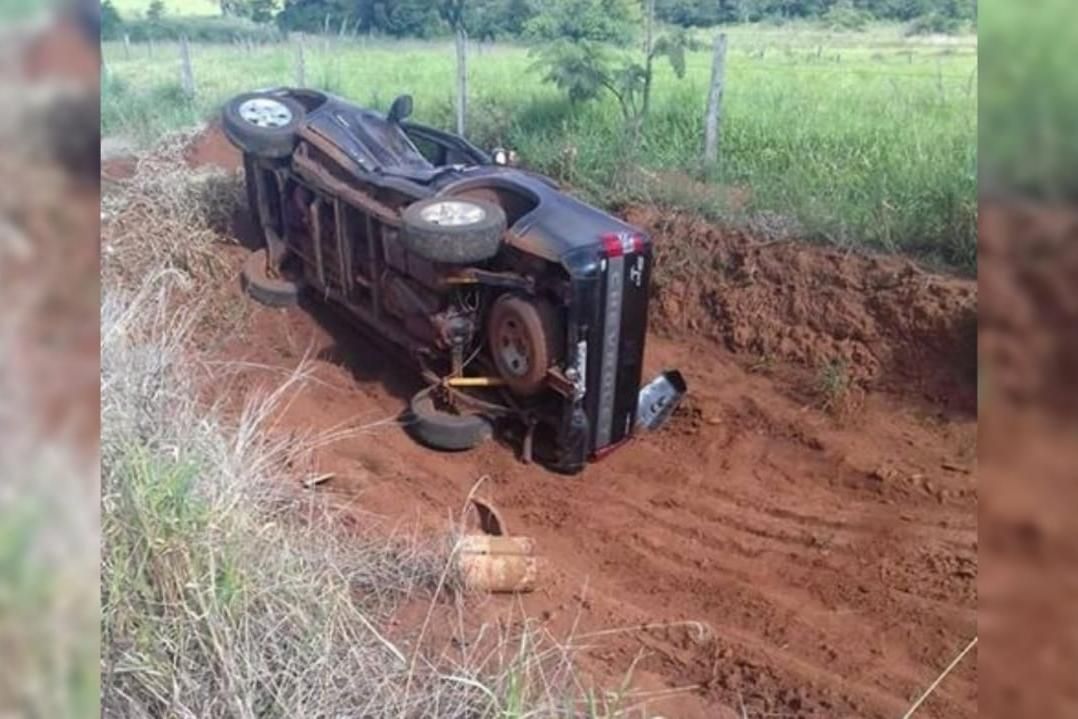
407;388;493;451
400;197;506;264
487;294;562;396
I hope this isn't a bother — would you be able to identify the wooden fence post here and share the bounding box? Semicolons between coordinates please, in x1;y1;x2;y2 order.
295;40;306;87
454;26;468;136
123;33;131;59
703;33;727;165
179;35;196;98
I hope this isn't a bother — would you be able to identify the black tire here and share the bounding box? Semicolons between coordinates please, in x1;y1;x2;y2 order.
407;389;493;451
222;92;305;160
241;249;302;308
400;197;506;264
487;294;562;396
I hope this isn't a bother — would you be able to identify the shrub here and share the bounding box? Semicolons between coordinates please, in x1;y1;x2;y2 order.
821;0;871;32
124;15;283;42
906;12;962;36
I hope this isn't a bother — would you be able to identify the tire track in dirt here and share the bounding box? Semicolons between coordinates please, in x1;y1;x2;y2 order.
201;294;976;718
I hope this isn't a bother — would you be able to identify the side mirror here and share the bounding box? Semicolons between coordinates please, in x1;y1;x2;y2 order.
491;147;518;166
388;94;413;123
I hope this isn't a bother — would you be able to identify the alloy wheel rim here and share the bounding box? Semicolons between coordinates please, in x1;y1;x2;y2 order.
238;98;293;128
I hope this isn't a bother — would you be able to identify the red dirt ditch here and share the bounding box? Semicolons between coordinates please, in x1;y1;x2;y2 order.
177;126;978;718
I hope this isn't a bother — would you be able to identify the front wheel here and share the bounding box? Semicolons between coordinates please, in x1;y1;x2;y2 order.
399;197;506;264
223;92;305;160
241;248;302;308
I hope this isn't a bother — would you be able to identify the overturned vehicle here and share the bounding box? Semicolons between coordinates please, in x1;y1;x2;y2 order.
223;88;684;474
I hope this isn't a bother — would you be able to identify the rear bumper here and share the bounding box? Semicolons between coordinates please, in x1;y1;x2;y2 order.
551;237;653;472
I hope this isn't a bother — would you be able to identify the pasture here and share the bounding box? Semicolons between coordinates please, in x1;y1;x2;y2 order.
101;24;977;270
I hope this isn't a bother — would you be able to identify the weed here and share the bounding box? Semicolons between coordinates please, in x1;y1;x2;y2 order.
816;357;855;416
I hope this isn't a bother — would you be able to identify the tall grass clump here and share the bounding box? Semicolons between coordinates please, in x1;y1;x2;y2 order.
100;277;469;717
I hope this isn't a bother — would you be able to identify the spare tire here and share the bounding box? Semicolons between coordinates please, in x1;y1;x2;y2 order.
223;92;305;160
407;388;493;451
241;248;302;308
400;197;506;264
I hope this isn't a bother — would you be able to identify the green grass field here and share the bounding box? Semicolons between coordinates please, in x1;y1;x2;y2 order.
101;25;977;271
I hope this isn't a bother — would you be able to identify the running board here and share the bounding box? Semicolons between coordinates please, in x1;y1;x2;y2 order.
636;370;687;432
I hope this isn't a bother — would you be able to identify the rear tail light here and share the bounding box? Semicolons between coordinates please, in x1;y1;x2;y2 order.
600;232;645;257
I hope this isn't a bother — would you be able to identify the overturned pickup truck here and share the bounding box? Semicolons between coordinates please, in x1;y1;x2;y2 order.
222;88;684;474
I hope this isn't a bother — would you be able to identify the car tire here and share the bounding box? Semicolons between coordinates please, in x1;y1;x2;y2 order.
223;92;305;160
399;197;506;264
487;294;562;396
407;388;493;451
241;248;302;308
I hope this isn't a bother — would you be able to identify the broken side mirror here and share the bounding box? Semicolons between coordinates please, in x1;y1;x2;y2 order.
388;94;413;123
636;370;687;432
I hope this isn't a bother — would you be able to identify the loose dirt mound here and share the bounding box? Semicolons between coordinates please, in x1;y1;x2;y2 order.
629;205;977;411
169;125;977;718
183;120;243;172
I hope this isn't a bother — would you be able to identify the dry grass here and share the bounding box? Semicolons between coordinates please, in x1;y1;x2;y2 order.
101;275;470;717
101;131;241;289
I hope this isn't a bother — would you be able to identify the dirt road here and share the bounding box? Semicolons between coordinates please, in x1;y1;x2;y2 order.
178;127;978;718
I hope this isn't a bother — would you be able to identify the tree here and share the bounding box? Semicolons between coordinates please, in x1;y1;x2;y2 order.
101;0;123;40
822;0;870;30
147;0;166;23
466;0;535;41
220;0;280;22
529;0;690;141
524;0;640;43
373;0;444;37
277;0;350;33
